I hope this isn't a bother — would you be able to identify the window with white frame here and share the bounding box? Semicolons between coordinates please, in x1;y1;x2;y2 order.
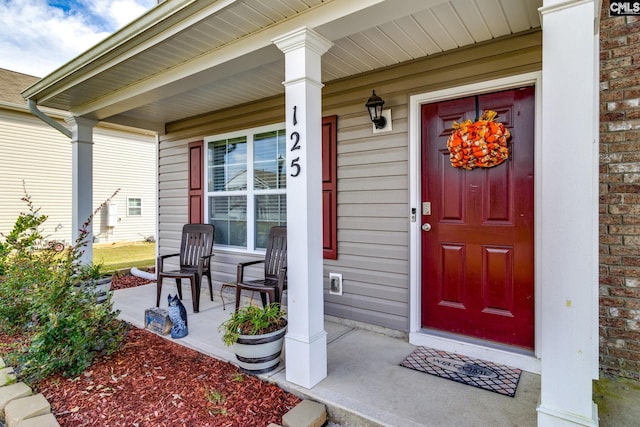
127;197;142;216
205;123;287;251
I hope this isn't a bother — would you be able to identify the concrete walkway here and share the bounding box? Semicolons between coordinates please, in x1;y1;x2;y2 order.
113;283;540;426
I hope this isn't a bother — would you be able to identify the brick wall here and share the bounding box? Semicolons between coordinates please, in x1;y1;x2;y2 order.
599;0;640;380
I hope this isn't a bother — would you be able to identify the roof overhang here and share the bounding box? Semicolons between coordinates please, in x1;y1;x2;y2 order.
22;0;542;134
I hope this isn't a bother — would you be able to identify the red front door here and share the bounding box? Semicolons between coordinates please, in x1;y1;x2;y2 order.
421;87;535;349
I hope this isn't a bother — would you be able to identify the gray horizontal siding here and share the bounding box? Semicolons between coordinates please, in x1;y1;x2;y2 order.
339;241;407;260
157;30;542;332
339;204;407;218
324;301;408;331
157;139;188;267
339;190;407;205
339;229;408;246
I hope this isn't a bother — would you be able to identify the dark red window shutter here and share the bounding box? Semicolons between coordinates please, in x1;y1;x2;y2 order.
188;140;204;224
322;115;338;260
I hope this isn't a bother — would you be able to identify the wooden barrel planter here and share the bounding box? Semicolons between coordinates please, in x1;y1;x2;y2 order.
233;321;287;374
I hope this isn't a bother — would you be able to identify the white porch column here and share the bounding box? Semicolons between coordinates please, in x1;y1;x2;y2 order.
538;1;599;426
273;27;333;388
66;116;97;266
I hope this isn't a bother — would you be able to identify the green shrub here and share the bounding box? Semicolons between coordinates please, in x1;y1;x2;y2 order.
21;281;126;380
0;187;126;384
0;192;48;276
0;192;50;330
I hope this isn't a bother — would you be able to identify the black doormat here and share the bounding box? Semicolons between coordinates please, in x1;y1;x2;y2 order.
400;347;522;397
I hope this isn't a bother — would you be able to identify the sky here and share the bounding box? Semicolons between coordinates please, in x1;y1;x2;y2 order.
0;0;156;77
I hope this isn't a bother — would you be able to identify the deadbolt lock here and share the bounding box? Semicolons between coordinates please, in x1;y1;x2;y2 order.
422;202;431;216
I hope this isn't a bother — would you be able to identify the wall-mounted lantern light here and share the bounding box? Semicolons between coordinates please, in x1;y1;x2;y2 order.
365;90;387;129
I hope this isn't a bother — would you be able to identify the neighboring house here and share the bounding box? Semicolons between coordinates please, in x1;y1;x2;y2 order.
0;68;157;246
19;1;618;425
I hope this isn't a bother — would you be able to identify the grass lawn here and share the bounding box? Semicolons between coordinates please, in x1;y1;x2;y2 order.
93;241;156;272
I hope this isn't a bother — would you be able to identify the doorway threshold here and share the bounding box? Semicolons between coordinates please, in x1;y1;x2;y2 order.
409;328;540;374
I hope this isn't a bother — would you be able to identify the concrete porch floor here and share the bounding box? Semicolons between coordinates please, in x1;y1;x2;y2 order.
113;282;543;426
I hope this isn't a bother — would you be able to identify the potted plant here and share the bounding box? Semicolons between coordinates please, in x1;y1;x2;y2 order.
219;303;287;374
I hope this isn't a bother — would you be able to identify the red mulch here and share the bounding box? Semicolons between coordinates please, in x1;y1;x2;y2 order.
110;271;154;290
0;274;302;426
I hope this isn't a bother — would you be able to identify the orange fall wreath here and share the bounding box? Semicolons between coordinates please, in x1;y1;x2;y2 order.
446;110;510;170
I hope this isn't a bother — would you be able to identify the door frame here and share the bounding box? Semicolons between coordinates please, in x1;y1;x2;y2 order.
408;72;542;373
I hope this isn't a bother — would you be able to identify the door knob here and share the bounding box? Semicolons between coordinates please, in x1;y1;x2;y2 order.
422;223;431;232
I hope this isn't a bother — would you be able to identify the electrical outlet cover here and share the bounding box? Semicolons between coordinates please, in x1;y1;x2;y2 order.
329;273;342;295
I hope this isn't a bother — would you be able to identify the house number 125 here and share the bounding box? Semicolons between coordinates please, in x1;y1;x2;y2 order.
290;106;301;177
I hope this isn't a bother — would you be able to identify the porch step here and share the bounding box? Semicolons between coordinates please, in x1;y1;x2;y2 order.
269;399;344;427
277;379;417;427
282;400;326;427
273;391;375;427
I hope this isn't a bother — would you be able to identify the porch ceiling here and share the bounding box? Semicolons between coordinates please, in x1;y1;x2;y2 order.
22;0;541;133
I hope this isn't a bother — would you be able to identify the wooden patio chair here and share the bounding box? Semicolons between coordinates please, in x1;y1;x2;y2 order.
156;223;215;313
234;226;287;311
